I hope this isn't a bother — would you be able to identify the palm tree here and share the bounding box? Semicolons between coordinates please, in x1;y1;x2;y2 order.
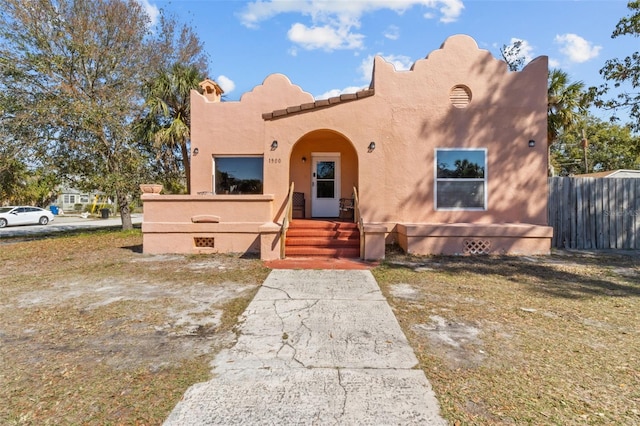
140;63;203;193
547;69;590;145
547;69;590;175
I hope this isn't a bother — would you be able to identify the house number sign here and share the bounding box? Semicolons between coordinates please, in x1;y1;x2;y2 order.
269;158;282;164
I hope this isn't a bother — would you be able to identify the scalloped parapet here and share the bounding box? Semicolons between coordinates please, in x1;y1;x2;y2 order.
371;33;547;104
373;33;549;77
239;73;314;107
411;34;506;73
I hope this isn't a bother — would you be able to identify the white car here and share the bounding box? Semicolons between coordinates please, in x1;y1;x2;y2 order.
0;206;55;228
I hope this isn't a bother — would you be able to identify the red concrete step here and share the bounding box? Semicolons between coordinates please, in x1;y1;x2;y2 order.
286;229;359;239
285;220;360;258
285;246;361;258
285;238;359;247
288;220;358;230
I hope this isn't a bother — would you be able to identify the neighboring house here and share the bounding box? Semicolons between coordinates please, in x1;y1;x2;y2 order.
141;35;553;260
53;187;110;213
574;169;640;178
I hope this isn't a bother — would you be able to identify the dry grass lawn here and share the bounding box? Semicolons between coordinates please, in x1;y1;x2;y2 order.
0;229;270;425
2;230;639;425
375;250;640;425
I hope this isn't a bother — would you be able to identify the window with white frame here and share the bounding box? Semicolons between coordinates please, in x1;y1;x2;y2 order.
214;156;264;194
435;148;487;210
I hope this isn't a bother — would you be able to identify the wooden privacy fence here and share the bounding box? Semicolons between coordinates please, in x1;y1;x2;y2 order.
548;177;640;249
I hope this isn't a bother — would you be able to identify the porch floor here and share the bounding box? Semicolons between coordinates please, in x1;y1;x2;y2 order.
265;257;377;270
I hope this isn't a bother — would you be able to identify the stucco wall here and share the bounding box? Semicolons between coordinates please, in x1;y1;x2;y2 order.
367;36;548;225
190;74;314;212
252;35;549;227
144;34;551;258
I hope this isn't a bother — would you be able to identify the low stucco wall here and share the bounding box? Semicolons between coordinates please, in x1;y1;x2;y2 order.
396;223;553;256
141;194;281;259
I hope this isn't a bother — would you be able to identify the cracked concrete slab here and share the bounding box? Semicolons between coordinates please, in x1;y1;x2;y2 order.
165;270;446;425
257;270;384;301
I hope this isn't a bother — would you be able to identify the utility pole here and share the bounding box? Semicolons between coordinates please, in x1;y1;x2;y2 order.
581;129;588;173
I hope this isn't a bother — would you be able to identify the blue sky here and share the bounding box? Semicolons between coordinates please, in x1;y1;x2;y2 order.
145;0;633;110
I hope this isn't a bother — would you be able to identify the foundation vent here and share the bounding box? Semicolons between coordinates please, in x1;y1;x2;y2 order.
463;239;491;255
450;85;472;108
194;237;215;248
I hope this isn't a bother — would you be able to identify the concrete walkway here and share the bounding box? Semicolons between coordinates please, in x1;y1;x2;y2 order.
165;270;447;425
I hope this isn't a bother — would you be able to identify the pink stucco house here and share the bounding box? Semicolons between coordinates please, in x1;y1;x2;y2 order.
141;34;553;260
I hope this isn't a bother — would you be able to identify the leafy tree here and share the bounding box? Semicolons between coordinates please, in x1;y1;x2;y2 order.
0;0;152;228
598;1;640;131
500;40;525;72
138;63;205;194
16;170;60;207
136;14;208;195
0;158;26;204
551;116;640;175
0;158;59;206
1;90;37;182
0;92;51;205
0;0;208;228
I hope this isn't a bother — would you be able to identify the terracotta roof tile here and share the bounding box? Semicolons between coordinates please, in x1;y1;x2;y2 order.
263;88;374;120
339;93;357;101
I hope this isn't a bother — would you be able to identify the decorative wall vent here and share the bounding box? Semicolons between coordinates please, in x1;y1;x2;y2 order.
450;85;472;108
194;237;215;248
463;239;491;255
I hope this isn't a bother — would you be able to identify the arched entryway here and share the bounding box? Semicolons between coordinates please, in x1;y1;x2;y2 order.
289;129;359;218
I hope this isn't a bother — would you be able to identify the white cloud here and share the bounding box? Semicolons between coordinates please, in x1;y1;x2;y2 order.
217;75;235;94
384;54;414;71
239;1;464;51
240;1;464;27
359;53;413;81
432;0;464;23
549;58;561;68
136;0;160;25
384;25;400;40
238;0;306;29
554;33;602;63
287;23;364;50
315;85;368;100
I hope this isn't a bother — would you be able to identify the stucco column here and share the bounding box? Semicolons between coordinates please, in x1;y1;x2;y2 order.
363;224;387;260
259;222;282;260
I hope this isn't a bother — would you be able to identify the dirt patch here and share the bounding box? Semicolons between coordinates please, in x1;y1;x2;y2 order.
412;315;485;369
0;230;270;425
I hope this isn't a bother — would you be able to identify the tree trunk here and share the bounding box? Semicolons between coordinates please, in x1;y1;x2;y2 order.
181;142;191;194
117;190;133;230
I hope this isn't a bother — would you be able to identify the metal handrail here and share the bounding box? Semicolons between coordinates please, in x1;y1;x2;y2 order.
280;182;295;259
353;186;364;259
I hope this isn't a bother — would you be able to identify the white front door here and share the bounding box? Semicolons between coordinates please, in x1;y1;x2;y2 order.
311;153;340;217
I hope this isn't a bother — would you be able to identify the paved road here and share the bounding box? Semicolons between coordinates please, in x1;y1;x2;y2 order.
0;214;143;238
